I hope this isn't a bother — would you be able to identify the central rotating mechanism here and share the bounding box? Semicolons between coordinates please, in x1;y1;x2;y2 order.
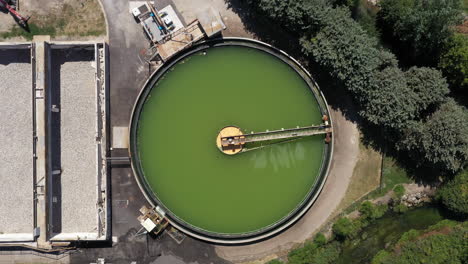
216;115;332;155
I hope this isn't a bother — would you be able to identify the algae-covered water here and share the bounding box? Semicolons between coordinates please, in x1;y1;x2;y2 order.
137;46;325;234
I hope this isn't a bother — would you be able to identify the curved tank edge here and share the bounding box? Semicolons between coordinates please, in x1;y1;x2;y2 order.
128;37;335;244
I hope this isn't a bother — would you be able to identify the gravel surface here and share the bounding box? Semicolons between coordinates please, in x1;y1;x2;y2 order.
51;49;97;234
0;50;33;234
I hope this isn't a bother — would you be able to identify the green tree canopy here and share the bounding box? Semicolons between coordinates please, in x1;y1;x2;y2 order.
378;0;463;65
439;34;468;93
399;100;468;172
437;170;468;215
404;67;449;116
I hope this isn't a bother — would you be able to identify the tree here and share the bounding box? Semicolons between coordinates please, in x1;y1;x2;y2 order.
439;34;468;93
399;100;468;173
360;67;417;129
404;67;449;117
437;170;468;215
378;0;463;65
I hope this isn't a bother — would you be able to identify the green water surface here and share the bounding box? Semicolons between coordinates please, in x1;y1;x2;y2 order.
137;46;325;234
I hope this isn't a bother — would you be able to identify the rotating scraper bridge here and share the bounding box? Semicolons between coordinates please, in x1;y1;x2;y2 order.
217;120;332;155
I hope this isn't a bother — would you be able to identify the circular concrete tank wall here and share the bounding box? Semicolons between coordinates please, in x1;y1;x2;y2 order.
129;38;333;244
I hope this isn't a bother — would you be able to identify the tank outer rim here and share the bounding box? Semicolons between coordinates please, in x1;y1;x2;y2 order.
128;37;335;244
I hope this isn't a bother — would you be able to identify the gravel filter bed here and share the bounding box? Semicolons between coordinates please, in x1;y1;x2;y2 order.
0;49;33;234
50;49;97;234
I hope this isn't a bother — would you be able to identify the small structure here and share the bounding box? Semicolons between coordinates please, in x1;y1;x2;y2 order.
137;205;169;236
216;126;245;155
156;7;226;61
132;3;166;43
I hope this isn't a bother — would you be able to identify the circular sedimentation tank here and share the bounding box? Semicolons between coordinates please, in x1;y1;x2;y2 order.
129;38;333;243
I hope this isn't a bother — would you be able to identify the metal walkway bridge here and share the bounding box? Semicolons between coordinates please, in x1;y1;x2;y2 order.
220;124;332;149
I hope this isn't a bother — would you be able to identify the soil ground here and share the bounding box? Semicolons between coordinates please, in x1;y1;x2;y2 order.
0;0;106;41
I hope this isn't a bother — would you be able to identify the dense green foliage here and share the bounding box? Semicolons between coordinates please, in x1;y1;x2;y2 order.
332;217;360;239
378;0;463;65
313;232;327;246
332;202;388;239
439;34;468;93
437;170;468;215
359;201;388;219
371;221;468;264
288;241;341;264
399;100;468;172
243;0;468;175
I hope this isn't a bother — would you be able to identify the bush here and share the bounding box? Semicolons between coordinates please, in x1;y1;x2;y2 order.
332;217;360;239
287;241;341;264
313;232;327;246
397;229;420;244
309;241;342;264
371;250;391;264
439;34;468;93
437;170;468;215
393;184;405;200
427;219;458;231
359;201;388;220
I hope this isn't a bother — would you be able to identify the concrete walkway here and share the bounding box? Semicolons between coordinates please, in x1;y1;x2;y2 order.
215;108;360;263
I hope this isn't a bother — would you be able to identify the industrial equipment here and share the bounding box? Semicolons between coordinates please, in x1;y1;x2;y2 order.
0;0;30;27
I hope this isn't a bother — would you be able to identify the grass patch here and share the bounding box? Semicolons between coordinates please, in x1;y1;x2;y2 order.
0;0;105;40
0;23;58;41
368;157;412;199
335;143;382;214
